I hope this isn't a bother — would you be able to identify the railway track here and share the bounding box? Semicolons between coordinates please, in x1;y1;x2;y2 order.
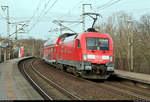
19;58;53;100
18;58;81;100
18;58;150;100
94;81;150;100
103;81;150;100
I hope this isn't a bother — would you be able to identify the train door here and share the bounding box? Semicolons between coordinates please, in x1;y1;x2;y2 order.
75;39;82;60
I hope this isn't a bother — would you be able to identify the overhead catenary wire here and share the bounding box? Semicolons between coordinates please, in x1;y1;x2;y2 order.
25;0;88;36
0;12;6;19
42;0;58;18
37;0;52;18
7;0;44;38
49;0;84;35
27;0;51;26
97;0;115;9
23;0;51;32
27;0;58;33
59;0;84;19
49;21;81;32
29;0;43;22
97;0;122;10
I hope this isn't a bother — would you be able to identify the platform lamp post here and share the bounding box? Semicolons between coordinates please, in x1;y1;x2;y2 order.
127;20;136;72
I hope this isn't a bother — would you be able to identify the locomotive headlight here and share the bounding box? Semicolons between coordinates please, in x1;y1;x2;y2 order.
109;56;113;62
87;55;95;59
83;55;96;60
102;56;109;60
83;55;88;60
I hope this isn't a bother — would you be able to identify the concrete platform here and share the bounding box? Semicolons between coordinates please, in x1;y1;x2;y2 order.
115;70;150;85
0;58;43;100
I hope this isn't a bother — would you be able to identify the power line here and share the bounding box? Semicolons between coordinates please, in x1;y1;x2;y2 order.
97;0;122;10
29;0;43;22
19;0;45;34
49;21;81;32
27;0;58;32
0;12;6;19
28;0;84;34
38;0;52;18
97;0;115;9
27;0;52;32
69;22;81;28
52;20;77;33
42;0;58;18
59;0;84;19
26;0;48;25
101;0;122;10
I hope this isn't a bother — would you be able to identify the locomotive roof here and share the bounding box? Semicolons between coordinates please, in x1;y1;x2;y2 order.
59;33;77;38
44;39;57;46
76;32;111;39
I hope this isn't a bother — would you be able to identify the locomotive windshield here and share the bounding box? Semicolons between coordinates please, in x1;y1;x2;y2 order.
86;37;109;50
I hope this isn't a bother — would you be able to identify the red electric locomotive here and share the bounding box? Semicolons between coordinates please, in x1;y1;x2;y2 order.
42;28;114;79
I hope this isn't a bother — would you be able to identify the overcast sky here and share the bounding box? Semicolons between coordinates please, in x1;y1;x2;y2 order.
0;0;150;40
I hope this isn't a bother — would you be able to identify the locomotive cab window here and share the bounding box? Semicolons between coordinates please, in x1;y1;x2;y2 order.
86;37;109;51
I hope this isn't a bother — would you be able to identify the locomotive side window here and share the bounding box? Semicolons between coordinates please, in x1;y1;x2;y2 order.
77;40;81;48
86;37;109;51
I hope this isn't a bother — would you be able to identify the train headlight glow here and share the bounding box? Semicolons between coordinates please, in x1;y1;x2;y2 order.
102;56;109;60
83;55;96;60
87;55;95;59
109;56;113;62
83;55;88;60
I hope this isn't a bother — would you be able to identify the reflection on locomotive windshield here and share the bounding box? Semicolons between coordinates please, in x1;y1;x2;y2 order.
86;37;109;50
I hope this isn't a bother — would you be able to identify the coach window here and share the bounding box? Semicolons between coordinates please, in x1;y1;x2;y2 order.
77;39;81;49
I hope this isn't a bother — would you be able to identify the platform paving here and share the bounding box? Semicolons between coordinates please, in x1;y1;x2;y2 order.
115;70;150;84
0;58;43;100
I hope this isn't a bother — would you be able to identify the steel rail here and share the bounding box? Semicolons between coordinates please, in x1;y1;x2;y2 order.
31;60;81;100
98;82;148;100
104;81;150;100
22;60;53;100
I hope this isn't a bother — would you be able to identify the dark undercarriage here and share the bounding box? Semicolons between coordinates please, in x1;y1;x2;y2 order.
54;62;113;79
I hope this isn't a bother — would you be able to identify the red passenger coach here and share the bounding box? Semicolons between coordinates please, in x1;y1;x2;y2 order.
42;29;114;79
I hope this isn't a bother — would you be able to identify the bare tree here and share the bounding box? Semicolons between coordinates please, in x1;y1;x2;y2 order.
96;12;150;74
